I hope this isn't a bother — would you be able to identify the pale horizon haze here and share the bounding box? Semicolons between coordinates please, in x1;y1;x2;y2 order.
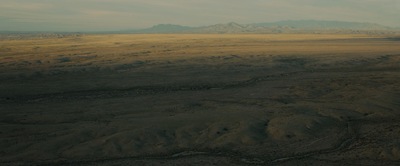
1;0;399;32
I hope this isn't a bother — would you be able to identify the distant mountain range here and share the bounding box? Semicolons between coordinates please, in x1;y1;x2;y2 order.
1;20;399;35
131;24;193;33
123;20;398;34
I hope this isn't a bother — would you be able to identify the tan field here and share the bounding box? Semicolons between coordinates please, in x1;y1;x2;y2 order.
1;34;400;165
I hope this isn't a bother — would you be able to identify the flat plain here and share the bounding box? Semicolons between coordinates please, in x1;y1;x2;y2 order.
1;34;400;165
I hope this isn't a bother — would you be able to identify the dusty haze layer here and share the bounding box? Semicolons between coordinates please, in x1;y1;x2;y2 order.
0;34;400;165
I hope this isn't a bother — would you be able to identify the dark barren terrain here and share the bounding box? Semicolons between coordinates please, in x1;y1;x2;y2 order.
1;34;400;165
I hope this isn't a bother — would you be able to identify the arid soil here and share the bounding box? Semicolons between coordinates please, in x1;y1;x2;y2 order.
0;34;399;165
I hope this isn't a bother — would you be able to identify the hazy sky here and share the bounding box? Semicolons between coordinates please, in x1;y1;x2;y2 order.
1;0;399;31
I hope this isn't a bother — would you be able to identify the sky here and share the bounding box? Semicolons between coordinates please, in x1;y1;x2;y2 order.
1;0;399;32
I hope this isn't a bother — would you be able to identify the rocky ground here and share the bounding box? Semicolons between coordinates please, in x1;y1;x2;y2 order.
0;34;399;165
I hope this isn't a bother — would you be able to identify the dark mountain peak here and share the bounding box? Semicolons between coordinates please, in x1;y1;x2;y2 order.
226;22;243;27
